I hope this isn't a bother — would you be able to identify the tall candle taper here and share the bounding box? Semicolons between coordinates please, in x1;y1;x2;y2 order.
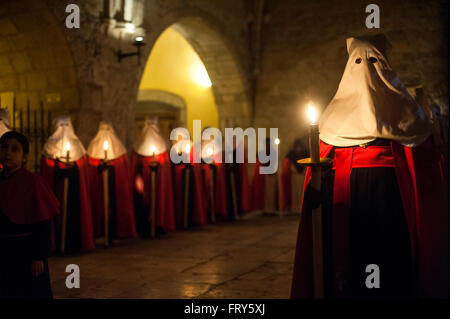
61;141;71;253
103;140;110;246
65;142;71;163
308;104;320;163
103;140;109;161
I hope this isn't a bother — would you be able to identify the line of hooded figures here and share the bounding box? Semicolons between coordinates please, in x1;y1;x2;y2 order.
0;111;309;255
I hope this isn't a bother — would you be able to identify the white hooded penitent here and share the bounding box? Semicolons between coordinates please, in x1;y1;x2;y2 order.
134;118;169;156
0;108;11;138
87;121;127;160
319;36;431;147
43;115;86;162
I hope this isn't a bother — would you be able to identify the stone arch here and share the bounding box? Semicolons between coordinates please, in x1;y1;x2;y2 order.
141;10;252;130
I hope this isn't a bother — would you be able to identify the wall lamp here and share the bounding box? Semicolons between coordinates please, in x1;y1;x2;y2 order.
117;36;146;66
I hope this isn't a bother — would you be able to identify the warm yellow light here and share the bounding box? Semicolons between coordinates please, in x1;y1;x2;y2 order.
65;142;71;152
207;147;213;156
194;65;212;87
185;143;191;154
307;104;318;125
103;140;109;151
150;145;156;154
274;138;280;145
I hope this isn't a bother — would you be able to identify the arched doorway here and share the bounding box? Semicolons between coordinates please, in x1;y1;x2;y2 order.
137;15;251;141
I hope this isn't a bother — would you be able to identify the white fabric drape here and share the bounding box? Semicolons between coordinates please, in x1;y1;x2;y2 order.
43;116;86;161
87;121;127;160
319;37;431;147
134;119;169;156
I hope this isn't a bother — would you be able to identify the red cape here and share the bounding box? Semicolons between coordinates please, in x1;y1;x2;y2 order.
130;151;176;231
0;168;60;224
290;139;448;298
40;155;95;251
87;154;137;239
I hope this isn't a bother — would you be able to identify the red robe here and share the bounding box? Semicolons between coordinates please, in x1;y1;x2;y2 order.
40;155;95;251
130;151;176;231
0;168;59;224
290;139;448;298
87;154;137;239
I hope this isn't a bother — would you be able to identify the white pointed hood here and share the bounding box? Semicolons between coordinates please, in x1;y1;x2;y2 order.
319;36;431;147
134;118;169;156
43;115;86;161
0;108;11;137
87;121;127;160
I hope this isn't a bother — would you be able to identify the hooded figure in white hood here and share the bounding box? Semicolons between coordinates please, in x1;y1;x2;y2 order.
0;109;11;138
130;118;176;236
86;121;137;241
291;35;447;299
40;116;94;253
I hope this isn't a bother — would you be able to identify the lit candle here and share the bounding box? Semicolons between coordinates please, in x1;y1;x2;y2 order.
103;140;109;161
274;138;280;145
307;104;320;163
207;147;214;164
185;143;191;154
65;142;71;163
150;145;156;162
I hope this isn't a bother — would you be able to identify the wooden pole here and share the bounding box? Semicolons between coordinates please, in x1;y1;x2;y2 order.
103;167;109;247
60;176;69;253
210;165;216;223
183;165;190;229
230;169;239;220
311;165;324;299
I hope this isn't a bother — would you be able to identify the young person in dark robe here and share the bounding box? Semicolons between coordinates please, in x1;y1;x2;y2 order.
40;116;95;253
291;35;448;299
281;137;308;213
0;131;59;299
251;137;279;214
87;121;137;243
130;119;175;236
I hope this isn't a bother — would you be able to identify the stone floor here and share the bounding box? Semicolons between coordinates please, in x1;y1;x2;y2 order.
48;213;300;299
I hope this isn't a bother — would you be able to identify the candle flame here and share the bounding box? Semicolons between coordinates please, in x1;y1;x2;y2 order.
65;142;71;152
150;145;156;154
103;140;109;151
185;144;191;154
207;147;213;156
307;104;318;124
274;138;280;145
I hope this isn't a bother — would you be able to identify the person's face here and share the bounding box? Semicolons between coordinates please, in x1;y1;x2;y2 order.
0;138;26;172
294;144;302;154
